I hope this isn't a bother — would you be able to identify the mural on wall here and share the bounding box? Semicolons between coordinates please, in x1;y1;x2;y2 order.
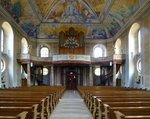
1;0;142;40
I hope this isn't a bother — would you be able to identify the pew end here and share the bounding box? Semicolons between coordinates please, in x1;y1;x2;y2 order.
114;111;125;119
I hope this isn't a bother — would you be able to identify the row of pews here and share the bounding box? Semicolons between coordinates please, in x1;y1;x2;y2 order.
0;86;66;119
77;86;150;119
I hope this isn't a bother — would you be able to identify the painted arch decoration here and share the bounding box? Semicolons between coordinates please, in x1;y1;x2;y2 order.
0;0;144;40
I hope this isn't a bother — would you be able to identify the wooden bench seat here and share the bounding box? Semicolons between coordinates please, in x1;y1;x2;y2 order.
94;97;150;119
77;86;150;119
105;106;150;119
0;86;66;119
0;111;28;119
0;105;38;119
97;97;150;102
0;97;48;119
114;111;150;119
104;101;150;107
0;89;61;111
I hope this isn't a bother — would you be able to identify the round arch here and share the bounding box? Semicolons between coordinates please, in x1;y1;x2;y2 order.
1;21;14;88
21;38;28;54
40;47;49;57
2;22;14;54
115;38;122;54
37;43;51;57
93;44;107;58
128;22;141;87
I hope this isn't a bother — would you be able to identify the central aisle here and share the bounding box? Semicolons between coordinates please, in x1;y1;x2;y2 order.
49;90;93;119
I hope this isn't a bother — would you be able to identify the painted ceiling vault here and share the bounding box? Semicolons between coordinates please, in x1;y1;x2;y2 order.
0;0;147;40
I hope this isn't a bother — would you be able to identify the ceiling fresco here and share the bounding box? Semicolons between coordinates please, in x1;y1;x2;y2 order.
38;23;107;39
0;0;147;40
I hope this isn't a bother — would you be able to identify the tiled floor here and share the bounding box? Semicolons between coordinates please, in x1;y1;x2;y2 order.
49;90;93;119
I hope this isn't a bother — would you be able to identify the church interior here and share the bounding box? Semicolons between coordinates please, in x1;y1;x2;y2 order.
0;0;150;119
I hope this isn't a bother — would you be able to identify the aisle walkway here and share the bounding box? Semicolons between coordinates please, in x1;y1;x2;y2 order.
49;90;93;119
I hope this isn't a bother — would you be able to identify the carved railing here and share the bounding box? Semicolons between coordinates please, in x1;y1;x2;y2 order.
17;53;52;63
91;56;112;62
92;54;126;63
53;55;91;62
113;54;126;60
17;53;125;64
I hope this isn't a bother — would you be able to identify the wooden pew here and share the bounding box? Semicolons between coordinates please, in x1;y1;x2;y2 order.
0;90;53;118
94;97;150;119
0;105;38;119
81;88;150;110
0;86;66;119
107;107;150;119
104;103;150;119
0;86;65;110
114;111;150;119
0;97;47;119
0;102;39;119
0;111;28;119
77;86;150;119
77;86;147;99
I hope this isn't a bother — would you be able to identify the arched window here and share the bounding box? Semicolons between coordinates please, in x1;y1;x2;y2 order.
128;23;142;86
40;47;49;57
94;68;100;76
1;29;4;52
115;38;122;54
1;59;5;72
1;21;14;87
21;38;28;54
137;59;141;73
43;68;49;75
93;44;106;58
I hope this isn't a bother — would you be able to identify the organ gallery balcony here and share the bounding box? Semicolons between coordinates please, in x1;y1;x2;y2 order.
17;53;125;65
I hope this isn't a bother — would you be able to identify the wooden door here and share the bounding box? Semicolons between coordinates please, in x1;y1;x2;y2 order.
66;71;78;90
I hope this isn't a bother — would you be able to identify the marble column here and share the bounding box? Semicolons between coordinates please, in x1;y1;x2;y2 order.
27;63;31;87
89;66;93;86
0;27;2;88
63;68;66;86
113;62;117;86
50;65;54;86
83;67;86;86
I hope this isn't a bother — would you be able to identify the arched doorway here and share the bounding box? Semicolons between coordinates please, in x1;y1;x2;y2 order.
66;71;78;90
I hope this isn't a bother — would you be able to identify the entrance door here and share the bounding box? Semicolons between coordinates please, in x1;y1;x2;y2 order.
66;71;77;90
